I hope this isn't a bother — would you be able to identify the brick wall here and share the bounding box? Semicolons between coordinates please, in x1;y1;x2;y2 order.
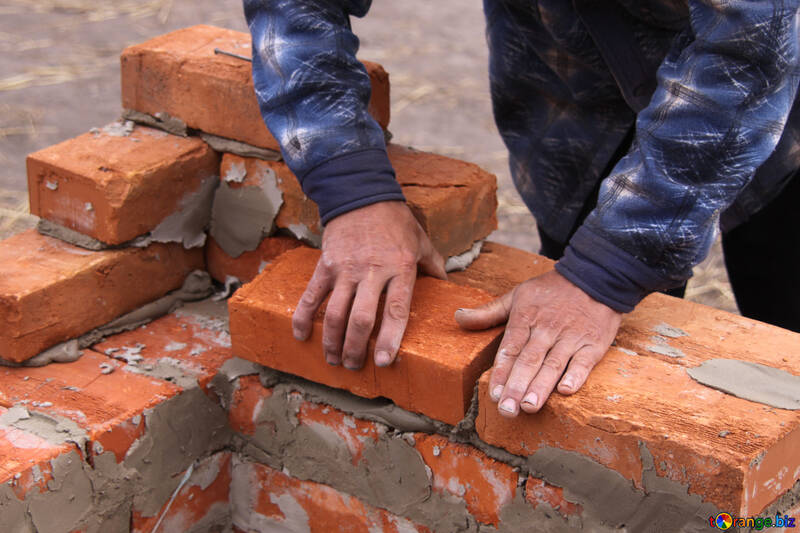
2;25;800;533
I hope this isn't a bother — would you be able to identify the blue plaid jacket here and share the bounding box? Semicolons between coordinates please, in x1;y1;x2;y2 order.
244;0;800;312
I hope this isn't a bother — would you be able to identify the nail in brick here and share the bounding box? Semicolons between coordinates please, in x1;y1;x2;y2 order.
27;124;218;245
0;230;203;363
228;247;502;425
121;25;390;151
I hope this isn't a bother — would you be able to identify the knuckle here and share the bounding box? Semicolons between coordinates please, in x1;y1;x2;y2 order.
541;357;565;372
386;299;410;321
325;311;346;330
350;311;375;332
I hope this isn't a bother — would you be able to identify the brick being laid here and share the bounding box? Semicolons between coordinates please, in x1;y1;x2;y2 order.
457;241;800;518
228;247;503;425
27;123;219;246
0;230;203;364
120;24;390;152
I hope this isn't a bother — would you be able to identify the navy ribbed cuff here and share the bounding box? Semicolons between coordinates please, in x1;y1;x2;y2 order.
299;148;405;224
555;226;680;313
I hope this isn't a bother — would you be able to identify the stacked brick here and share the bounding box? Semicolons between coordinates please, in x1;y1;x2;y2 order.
2;24;800;533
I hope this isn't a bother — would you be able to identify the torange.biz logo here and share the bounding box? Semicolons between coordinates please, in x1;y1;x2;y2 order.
710;512;796;530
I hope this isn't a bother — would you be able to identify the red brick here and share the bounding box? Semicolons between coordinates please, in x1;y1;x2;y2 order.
205;235;305;284
228;375;272;436
414;433;518;526
476;345;800;515
525;477;583;519
297;400;381;466
121;25;390;151
132;452;232;533
448;241;554;297
0;350;181;446
0;230;203;363
27;124;219;245
232;461;430;533
91;307;233;391
389;144;498;257
218;146;498;260
229;247;502;425
454;236;800;515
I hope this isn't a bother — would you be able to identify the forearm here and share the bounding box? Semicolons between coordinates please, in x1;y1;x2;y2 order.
244;0;404;223
559;0;800;311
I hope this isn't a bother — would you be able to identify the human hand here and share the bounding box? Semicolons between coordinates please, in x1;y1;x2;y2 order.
455;269;621;416
292;201;447;369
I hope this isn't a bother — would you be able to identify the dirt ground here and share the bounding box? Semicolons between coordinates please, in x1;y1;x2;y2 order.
0;0;737;313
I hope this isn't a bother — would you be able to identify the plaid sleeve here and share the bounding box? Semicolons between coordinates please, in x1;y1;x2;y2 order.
559;0;800;312
243;0;404;223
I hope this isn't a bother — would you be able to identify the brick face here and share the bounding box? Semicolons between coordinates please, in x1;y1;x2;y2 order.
121;25;390;152
414;433;518;526
0;230;203;363
27;124;219;245
228;247;503;425
231;460;431;533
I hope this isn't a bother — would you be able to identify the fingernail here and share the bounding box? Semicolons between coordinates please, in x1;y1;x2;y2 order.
293;328;304;340
499;398;516;414
325;352;339;366
561;376;575;390
490;385;503;402
343;360;361;370
375;351;392;367
521;393;538;408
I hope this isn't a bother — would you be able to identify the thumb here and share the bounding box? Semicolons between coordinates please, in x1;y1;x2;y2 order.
454;291;513;330
417;234;447;280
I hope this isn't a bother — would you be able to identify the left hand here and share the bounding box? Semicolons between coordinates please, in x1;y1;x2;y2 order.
455;269;621;417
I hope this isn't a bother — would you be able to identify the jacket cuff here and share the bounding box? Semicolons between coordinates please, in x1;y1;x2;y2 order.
555;226;679;313
299;148;406;224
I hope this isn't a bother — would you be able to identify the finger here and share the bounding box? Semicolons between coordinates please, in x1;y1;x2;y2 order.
487;312;531;403
454;291;513;331
373;269;416;367
292;262;334;341
417;234;447;280
519;340;576;413
497;333;555;417
557;346;607;395
321;280;357;366
340;278;385;370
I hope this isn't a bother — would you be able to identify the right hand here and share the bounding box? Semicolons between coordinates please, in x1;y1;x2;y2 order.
292;201;447;369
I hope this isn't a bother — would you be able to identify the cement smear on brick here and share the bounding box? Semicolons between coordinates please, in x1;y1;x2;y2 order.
124;387;232;516
200;132;282;161
286;222;322;248
0;406;87;447
135;174;218;249
687;358;800;410
446;239;484;272
210;164;284;258
524;443;719;532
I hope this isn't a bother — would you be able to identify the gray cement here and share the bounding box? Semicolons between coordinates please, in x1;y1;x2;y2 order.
687;358;800;410
122;109;189;137
210;163;284;257
286;222;322;248
37;219;108;251
0;405;87;447
445;239;484;272
199;132;282;161
134;174;219;249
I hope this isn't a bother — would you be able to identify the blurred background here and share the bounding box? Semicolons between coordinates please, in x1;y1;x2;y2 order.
0;0;736;312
